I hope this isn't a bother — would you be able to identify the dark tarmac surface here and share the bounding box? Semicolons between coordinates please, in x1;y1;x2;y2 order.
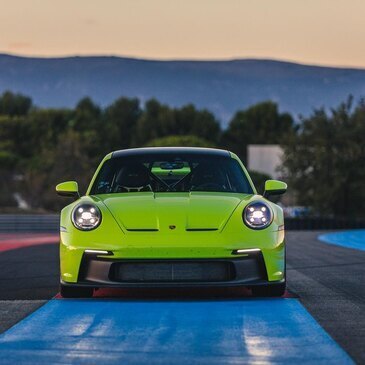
287;231;365;363
0;232;364;363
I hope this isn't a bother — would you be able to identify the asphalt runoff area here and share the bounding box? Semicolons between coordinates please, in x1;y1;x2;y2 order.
0;231;363;363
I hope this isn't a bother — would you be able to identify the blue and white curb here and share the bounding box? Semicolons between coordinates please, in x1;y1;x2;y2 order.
319;229;365;251
0;298;353;364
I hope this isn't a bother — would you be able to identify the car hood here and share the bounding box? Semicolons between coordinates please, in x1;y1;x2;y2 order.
97;192;252;233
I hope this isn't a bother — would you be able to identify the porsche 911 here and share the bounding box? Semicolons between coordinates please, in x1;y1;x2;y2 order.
56;147;287;298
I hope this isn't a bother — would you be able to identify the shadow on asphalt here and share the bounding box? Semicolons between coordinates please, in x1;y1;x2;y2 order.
55;287;296;300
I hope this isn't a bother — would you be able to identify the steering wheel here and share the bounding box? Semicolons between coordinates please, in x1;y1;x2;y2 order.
115;184;152;193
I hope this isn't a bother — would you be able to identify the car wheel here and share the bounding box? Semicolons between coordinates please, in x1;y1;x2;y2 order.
60;284;94;298
251;282;286;297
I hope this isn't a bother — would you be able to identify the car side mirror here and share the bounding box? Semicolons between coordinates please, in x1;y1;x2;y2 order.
56;181;80;198
263;180;287;198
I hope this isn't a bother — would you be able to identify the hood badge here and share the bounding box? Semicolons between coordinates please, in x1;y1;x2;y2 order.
169;225;176;230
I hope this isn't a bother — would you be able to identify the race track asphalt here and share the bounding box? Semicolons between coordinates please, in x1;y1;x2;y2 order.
0;231;364;363
287;231;365;363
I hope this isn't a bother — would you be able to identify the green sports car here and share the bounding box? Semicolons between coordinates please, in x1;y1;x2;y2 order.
56;147;287;298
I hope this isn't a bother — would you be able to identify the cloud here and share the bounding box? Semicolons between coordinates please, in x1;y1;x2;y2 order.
8;42;32;50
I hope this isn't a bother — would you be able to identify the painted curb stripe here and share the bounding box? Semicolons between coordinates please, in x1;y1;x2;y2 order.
0;234;59;252
0;298;353;364
318;230;365;251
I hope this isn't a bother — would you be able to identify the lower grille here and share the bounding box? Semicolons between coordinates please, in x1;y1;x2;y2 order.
110;261;234;282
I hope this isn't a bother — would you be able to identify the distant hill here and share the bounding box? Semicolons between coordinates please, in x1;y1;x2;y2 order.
1;53;365;125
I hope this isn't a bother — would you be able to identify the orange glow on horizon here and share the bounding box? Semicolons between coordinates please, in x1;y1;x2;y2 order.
1;0;365;68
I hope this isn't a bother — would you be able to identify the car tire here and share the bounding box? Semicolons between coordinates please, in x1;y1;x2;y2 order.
60;284;94;298
251;282;286;297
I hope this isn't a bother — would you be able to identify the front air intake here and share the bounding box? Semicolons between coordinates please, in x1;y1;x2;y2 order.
110;260;234;282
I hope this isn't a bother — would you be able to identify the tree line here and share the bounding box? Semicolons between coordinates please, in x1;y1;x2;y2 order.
0;91;364;217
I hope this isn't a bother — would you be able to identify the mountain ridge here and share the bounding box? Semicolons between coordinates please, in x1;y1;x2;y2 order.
2;53;365;70
1;53;365;124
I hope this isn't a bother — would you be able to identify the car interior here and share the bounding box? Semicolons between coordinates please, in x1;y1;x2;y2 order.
92;156;253;194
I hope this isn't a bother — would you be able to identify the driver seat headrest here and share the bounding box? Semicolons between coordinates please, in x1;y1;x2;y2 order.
190;163;225;186
115;164;150;188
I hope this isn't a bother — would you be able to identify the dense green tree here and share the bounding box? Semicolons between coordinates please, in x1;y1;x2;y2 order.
134;99;175;145
0;91;32;116
145;135;214;148
23;129;93;210
135;100;220;146
173;105;221;143
0;151;18;207
0;116;28;208
104;97;141;152
0;115;31;161
223;101;294;161
26;109;73;156
72;97;101;131
281;97;365;217
69;98;102;160
0;110;72;165
0;109;74;210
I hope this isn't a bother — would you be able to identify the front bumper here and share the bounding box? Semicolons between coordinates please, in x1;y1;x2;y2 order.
61;251;284;288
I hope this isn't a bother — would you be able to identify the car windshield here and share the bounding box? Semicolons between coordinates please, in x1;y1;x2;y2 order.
90;153;254;194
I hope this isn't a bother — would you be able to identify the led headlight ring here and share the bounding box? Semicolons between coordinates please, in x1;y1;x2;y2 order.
72;204;102;231
243;202;273;230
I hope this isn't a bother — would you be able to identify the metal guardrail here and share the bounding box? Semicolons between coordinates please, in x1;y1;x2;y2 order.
0;214;59;232
285;217;365;230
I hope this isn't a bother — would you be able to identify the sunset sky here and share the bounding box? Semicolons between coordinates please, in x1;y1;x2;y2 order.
1;0;365;68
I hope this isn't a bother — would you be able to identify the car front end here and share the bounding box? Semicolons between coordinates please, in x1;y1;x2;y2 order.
57;148;286;297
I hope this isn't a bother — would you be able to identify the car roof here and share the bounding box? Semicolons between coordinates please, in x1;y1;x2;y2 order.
111;147;231;158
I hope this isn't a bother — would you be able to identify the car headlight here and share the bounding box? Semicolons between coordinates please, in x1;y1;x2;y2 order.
243;202;272;229
72;204;101;231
